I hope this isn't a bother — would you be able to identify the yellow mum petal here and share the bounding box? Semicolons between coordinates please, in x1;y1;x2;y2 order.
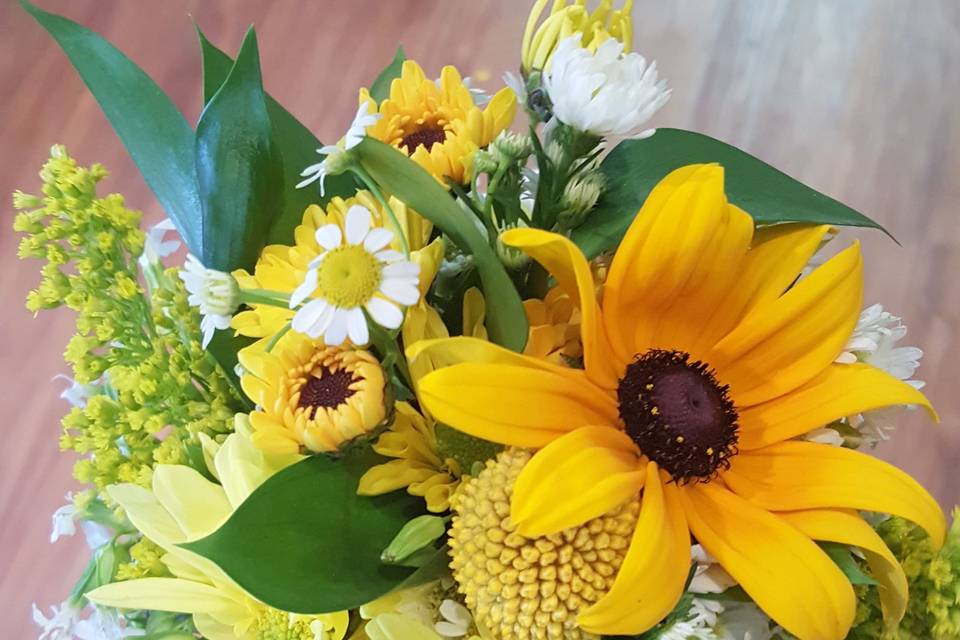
679;483;855;640
151;465;232;540
357;459;438;496
511;426;644;536
726;441;946;547
87;578;248;620
578;465;690;635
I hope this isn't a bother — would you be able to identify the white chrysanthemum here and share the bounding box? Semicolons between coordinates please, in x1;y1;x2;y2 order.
297;102;381;195
178;254;240;348
290;205;420;346
543;35;670;138
33;602;142;640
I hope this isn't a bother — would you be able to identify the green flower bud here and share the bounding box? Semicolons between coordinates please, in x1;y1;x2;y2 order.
381;514;447;566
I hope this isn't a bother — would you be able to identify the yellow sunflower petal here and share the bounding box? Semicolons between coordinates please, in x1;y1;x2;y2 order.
501;228;620;389
778;508;909;626
726;441;946;547
419;363;617;447
511;426;644;536
738;363;936;449
578;464;689;635
679;483;855;640
712;241;863;406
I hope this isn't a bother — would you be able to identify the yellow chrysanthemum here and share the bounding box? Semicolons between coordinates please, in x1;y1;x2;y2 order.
522;0;633;73
359;60;516;185
415;164;945;640
524;287;584;364
87;416;349;640
232;191;434;347
240;332;386;454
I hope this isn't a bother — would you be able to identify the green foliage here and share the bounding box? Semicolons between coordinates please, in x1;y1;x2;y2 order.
183;447;421;614
821;542;879;585
571;128;889;259
369;45;407;102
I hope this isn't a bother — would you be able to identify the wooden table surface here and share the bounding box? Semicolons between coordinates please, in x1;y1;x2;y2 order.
1;1;958;636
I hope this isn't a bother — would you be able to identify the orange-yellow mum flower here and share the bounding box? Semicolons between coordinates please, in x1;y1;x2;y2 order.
415;164;944;640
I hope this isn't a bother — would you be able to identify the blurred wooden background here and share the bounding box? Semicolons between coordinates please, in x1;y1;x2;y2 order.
1;0;958;636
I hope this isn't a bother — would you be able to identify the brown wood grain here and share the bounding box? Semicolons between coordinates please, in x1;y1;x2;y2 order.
1;1;958;637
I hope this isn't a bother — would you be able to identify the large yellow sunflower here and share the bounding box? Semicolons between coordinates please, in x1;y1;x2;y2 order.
414;164;944;640
359;60;516;185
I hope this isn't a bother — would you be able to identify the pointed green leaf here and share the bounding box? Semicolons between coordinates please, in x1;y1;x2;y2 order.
571;128;890;259
369;45;406;102
820;542;879;586
182;448;420;614
195;27;281;271
353;138;528;352
22;0;203;253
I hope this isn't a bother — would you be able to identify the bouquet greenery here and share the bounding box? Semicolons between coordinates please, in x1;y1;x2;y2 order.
17;1;960;639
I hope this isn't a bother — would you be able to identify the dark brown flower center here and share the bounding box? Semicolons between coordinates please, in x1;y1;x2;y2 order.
298;368;356;418
400;125;447;153
617;350;738;483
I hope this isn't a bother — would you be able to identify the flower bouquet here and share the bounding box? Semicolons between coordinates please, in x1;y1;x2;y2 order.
17;1;960;639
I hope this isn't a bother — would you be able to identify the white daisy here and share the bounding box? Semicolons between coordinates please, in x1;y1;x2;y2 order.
543;35;670;138
178;254;240;348
290;205;420;346
297;102;381;195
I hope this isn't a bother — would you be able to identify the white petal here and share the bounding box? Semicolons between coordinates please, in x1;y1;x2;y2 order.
380;279;421;306
375;249;405;263
323;310;350;346
382;261;420;279
345;205;373;245
363;227;394;253
366;297;403;329
314;224;343;251
290;269;318;308
292;299;331;338
346;307;369;345
200;316;217;349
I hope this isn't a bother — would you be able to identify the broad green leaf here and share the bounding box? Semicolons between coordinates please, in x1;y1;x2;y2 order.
183;448;420;614
572;128;890;259
353;138;528;352
820;542;879;586
194;26;359;247
195;27;281;272
22;0;203;254
369;45;406;102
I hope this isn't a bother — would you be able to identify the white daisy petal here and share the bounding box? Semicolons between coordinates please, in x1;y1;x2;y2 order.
363;227;394;253
375;249;405;263
290;269;318;308
324;310;350;346
292;298;330;338
366;297;403;329
383;261;421;279
346;307;369;345
345;205;373;245
315;224;343;251
380;279;421;306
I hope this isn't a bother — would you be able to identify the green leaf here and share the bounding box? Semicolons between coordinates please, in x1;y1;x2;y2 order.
195;27;281;272
820;542;879;586
183;447;421;614
22;0;203;254
369;46;406;102
572;128;890;259
353;138;528;352
194;25;359;247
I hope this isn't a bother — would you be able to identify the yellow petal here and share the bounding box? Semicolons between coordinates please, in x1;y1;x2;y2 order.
87;578;248;620
712;241;863;406
364;613;442;640
511;426;644;536
778;508;909;626
726;441;946;547
679;483;855;640
502;228;620;389
578;465;689;635
192;614;239;640
408;336;585;376
738;363;936;449
151;465;232;540
107;483;187;547
419;363;617;447
358;459;438;496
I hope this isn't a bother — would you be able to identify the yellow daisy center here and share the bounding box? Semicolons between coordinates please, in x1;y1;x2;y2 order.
617;349;739;484
400;124;448;153
317;245;382;308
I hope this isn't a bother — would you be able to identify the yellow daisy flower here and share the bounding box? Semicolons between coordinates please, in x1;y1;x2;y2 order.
359;60;516;185
414;164;944;640
240;332;386;454
522;0;633;73
87;416;349;640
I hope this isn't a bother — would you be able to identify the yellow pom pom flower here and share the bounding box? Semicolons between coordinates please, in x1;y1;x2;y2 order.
239;332;386;454
360;60;516;185
415;164;944;640
449;448;638;640
522;0;633;73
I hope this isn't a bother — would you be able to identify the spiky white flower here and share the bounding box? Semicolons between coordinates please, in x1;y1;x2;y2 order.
33;603;142;640
53;375;98;409
137;218;180;271
290;205;420;346
658;598;723;640
49;492;77;543
178;254;240;348
689;544;737;594
543;35;670;138
297;102;381;195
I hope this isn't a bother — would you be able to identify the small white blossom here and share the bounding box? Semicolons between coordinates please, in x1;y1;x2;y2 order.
297;102;381;195
33;603;142;640
53;375;98;409
33;602;82;640
658;598;723;640
543;35;670;138
689;544;737;594
137;218;180;271
179;254;240;348
50;492;77;543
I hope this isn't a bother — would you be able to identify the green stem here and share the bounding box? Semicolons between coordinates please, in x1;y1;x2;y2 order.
265;322;292;353
239;288;291;308
352;165;411;257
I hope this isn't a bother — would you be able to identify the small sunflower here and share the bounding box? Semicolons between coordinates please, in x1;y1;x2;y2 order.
415;164;944;640
239;332;386;454
360;60;516;185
